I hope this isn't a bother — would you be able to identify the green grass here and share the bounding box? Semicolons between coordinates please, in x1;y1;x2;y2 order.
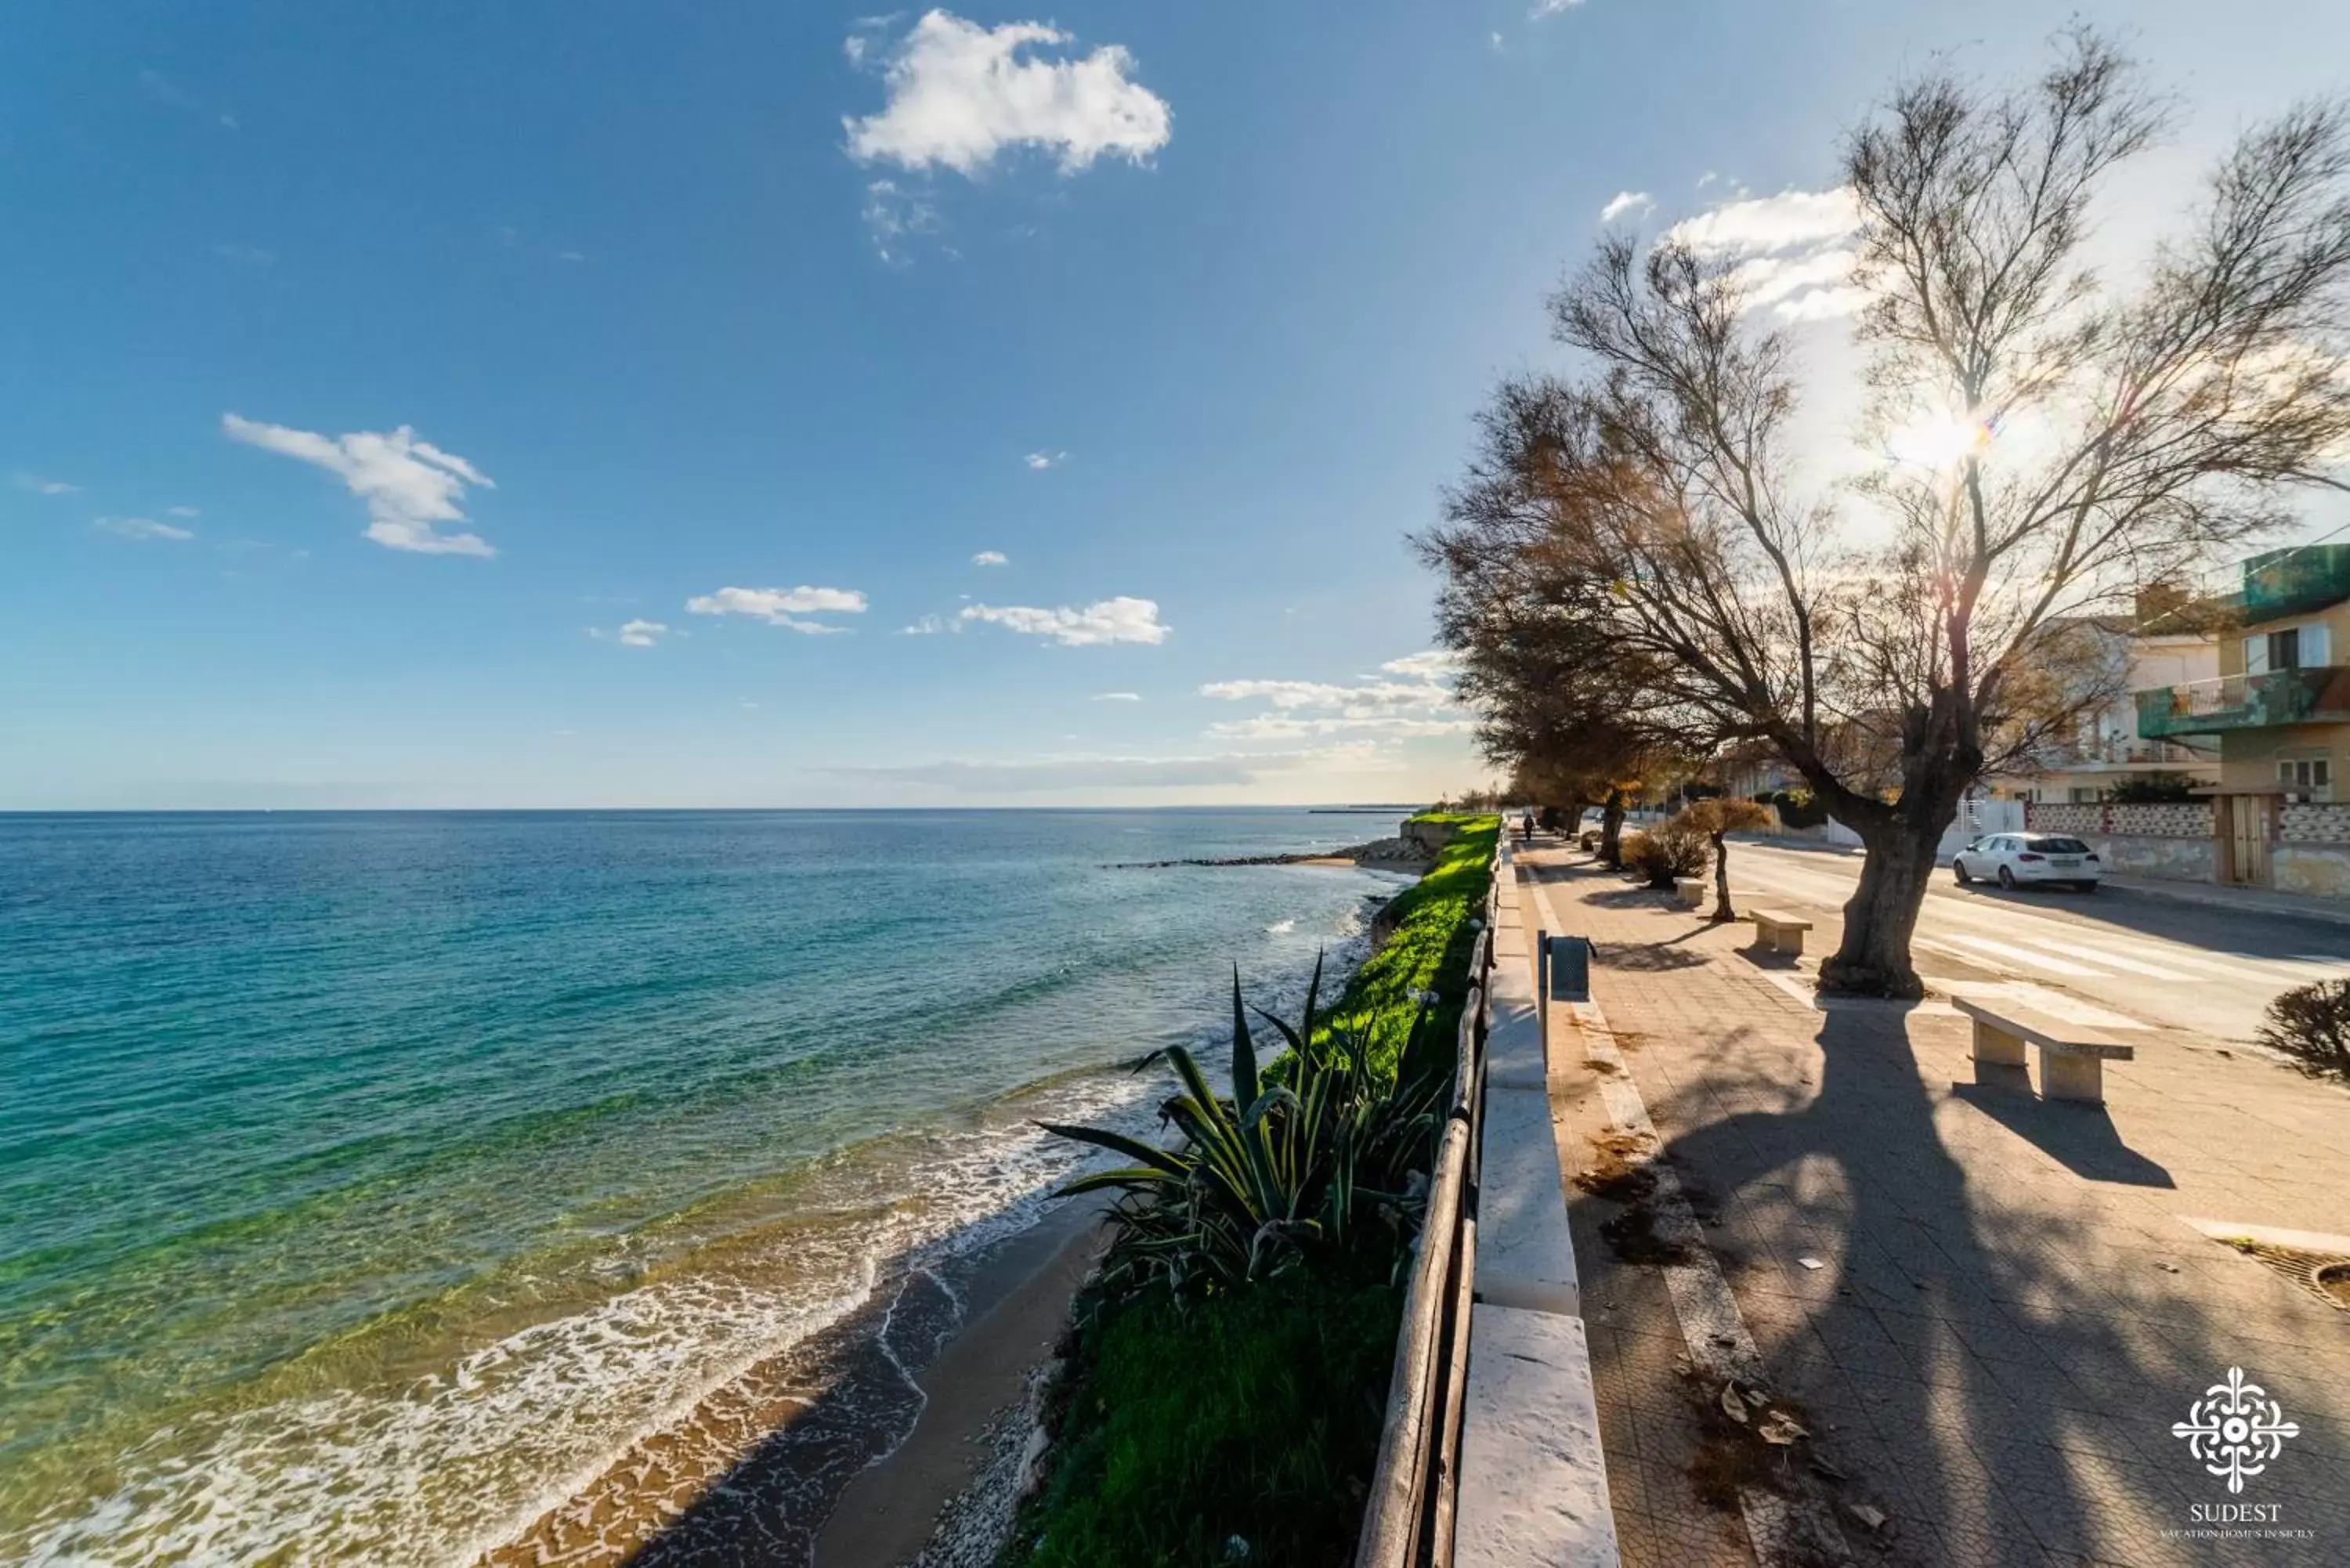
1004;1270;1403;1568
1325;815;1499;1076
1001;817;1499;1568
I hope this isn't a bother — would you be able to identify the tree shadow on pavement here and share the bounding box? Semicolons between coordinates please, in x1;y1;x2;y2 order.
1626;1003;2251;1566
1602;940;1711;973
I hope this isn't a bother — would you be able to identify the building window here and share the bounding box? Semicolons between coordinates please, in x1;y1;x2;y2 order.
2246;623;2332;674
2277;757;2333;796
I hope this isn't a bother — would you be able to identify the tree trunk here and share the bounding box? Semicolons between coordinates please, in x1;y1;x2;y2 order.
1710;831;1734;922
1598;793;1626;866
1817;818;1941;998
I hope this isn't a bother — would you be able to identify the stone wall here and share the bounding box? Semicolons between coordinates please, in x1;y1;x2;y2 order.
2024;799;2217;885
2276;844;2350;898
2280;802;2350;844
2023;800;2214;838
2097;834;2218;882
2105;801;2215;837
2026;802;2103;835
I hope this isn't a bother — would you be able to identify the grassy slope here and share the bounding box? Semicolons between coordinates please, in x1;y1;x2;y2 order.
1002;816;1499;1568
1327;815;1500;1076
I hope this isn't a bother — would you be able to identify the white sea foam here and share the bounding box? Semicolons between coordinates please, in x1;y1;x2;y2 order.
15;1071;1159;1568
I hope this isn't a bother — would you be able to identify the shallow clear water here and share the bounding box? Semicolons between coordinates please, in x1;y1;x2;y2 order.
0;808;1402;1565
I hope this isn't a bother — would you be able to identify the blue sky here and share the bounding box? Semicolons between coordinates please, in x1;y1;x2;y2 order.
5;0;2346;808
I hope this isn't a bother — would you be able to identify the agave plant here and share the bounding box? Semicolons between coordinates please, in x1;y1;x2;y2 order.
1041;955;1456;1298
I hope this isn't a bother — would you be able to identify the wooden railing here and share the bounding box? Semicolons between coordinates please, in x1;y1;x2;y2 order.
1354;874;1497;1568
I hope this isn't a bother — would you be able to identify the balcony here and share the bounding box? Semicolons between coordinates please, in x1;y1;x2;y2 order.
2135;665;2350;737
2244;544;2350;622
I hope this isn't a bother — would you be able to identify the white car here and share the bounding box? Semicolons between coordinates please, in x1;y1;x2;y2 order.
1951;833;2103;892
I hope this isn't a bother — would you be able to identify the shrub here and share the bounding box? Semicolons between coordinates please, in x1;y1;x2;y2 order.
1043;960;1452;1297
2258;980;2350;1081
1759;787;1828;828
1623;820;1708;887
2107;771;2197;804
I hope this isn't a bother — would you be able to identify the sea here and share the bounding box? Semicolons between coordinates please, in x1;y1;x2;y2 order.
0;808;1409;1566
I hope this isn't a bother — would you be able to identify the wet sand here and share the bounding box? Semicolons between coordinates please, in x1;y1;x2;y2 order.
815;1204;1107;1567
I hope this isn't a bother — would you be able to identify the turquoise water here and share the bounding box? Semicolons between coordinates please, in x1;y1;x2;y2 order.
0;809;1401;1564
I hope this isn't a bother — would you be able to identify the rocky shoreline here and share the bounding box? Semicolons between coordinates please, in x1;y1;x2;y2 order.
1114;835;1437;871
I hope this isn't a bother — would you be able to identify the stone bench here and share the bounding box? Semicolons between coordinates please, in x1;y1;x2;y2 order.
1954;995;2135;1104
1748;909;1812;956
1672;876;1706;909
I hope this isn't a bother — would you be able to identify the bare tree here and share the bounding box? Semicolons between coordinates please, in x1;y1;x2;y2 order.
1675;797;1774;922
1430;29;2350;995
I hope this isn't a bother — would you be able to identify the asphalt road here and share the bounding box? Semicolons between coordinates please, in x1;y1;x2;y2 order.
1719;840;2350;1042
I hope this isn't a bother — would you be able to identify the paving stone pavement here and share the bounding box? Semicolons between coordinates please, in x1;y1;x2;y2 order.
1520;847;2350;1568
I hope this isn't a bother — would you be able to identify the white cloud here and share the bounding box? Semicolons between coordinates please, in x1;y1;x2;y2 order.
617;619;667;648
1697;170;1719;190
687;585;869;634
557;250;587;263
1664;186;1858;256
899;613;950;635
13;473;80;496
1200;678;1354;709
213;242;276;266
1488;31;1505;52
1599;190;1652;223
165;504;201;518
1092;691;1141;702
1529;0;1585;15
815;746;1369;793
972;549;1009;565
1379;649;1463;682
95;515;195;542
1198;650;1469;740
960;595;1168;646
1725;247;1858;308
222;414;496;557
1661;186;1864;323
1023;450;1067;470
844;11;1171;177
1772;284;1871;322
1206;713;1477;740
862;179;941;263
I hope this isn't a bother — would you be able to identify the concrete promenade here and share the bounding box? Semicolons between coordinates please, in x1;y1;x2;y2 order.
1520;840;2350;1567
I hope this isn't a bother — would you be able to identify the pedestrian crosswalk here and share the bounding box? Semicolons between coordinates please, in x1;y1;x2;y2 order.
1911;930;2350;986
1723;847;2350;1041
1725;864;2350;994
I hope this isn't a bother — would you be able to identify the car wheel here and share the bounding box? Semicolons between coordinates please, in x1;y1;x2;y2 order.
2076;880;2099;894
1953;861;1972;885
1997;865;2017;890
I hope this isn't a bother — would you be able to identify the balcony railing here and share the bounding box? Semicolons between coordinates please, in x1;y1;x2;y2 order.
2135;665;2350;737
2037;737;2216;768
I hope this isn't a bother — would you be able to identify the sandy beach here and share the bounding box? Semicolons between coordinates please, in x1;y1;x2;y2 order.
814;1203;1107;1567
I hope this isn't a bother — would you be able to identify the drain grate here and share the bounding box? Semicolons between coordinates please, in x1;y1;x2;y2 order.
2226;1241;2350;1311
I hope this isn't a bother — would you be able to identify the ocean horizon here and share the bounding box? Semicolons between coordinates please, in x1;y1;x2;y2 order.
1;807;1410;1564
